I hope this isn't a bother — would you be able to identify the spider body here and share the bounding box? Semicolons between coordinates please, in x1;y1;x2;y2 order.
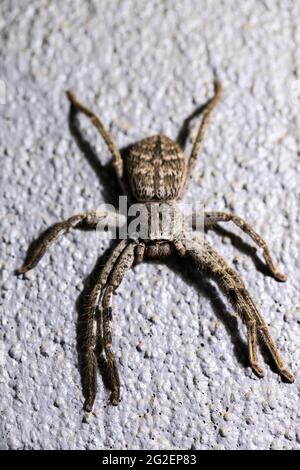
16;82;295;412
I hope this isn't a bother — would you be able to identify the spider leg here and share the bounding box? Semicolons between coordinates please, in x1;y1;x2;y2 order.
83;277;102;412
83;239;131;412
187;80;222;177
176;239;294;382
16;210;121;274
100;242;137;405
66;90;124;180
202;211;287;282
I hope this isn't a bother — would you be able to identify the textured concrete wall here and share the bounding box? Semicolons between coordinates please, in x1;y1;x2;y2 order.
1;0;300;450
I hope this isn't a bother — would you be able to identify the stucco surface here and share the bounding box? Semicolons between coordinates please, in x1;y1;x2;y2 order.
0;0;300;450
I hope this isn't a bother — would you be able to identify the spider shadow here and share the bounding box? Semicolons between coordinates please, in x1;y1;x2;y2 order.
205;227;288;373
161;255;249;369
165;228;288;378
162;251;285;379
208;225;277;279
68;102;122;207
176;101;209;150
176;78;221;151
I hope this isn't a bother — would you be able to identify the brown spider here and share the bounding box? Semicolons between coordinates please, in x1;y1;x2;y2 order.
16;81;294;412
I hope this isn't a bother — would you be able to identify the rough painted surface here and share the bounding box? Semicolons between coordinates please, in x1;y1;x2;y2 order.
1;0;300;450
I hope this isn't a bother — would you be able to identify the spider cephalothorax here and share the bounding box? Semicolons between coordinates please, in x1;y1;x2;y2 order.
16;81;294;412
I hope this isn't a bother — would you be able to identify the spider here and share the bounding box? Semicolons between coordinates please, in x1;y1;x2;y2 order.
16;81;294;412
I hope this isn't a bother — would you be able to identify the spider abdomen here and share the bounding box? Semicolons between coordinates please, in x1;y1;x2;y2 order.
126;135;186;201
